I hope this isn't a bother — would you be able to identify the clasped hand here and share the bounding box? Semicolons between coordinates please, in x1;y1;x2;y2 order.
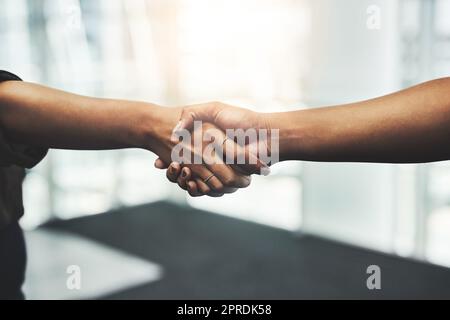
154;102;272;197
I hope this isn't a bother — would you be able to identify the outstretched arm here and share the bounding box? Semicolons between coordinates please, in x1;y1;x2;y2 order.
0;80;252;196
269;77;450;163
172;77;450;164
162;77;450;193
0;80;167;151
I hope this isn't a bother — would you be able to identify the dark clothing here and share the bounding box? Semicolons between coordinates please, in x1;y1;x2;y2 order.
0;221;26;299
0;71;48;229
0;71;48;299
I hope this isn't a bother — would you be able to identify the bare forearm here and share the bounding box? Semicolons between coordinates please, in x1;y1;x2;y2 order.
0;81;176;152
268;77;450;163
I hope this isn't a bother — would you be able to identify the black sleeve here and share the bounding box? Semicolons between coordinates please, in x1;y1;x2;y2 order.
0;70;22;82
0;71;48;168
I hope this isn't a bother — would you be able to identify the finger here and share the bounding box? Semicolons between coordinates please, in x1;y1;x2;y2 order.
187;180;202;197
207;192;225;197
194;178;235;196
195;178;211;194
222;138;270;176
224;187;238;194
177;167;191;190
207;162;251;189
203;143;251;189
209;187;237;196
206;125;268;175
200;128;252;187
154;158;169;169
166;162;182;183
190;165;225;193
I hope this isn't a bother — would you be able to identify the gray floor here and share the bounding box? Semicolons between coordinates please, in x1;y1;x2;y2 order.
30;201;450;299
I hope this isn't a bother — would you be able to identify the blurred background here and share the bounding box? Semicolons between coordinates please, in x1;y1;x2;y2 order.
1;0;450;299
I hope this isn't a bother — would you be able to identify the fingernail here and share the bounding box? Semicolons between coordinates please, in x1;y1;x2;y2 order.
182;168;187;177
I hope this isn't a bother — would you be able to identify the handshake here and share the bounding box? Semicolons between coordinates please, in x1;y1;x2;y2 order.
151;102;279;197
0;78;284;199
2;75;448;200
2;73;449;301
148;77;450;196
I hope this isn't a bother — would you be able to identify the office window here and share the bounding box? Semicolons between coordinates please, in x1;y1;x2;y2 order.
1;0;306;231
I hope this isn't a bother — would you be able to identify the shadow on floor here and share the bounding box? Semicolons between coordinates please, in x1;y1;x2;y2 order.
42;201;450;299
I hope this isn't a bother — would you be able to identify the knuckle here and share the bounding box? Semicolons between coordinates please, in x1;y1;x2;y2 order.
210;101;223;113
210;101;221;107
215;101;222;107
166;172;177;183
180;107;190;117
180;107;195;122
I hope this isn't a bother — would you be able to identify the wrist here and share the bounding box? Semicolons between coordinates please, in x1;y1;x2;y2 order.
136;104;181;153
264;110;313;162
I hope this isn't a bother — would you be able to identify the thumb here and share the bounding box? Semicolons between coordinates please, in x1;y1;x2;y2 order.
154;158;169;169
172;103;221;137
